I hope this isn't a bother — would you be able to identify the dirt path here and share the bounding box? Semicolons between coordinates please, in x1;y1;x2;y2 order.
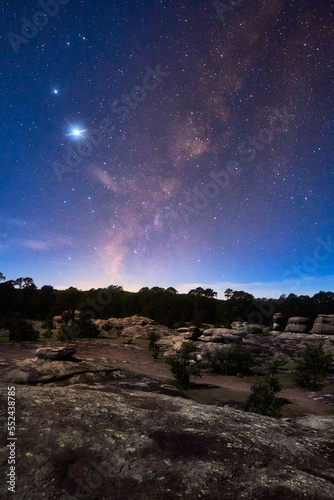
1;339;333;416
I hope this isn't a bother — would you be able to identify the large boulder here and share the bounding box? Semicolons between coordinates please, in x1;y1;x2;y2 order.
201;328;243;344
231;321;248;331
1;376;334;499
36;347;76;361
285;317;312;334
312;314;334;335
176;326;202;340
272;313;287;331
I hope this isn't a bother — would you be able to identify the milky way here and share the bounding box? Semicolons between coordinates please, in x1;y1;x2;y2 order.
1;0;334;297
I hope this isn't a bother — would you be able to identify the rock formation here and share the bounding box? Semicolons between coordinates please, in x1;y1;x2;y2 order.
1;363;334;499
285;317;312;333
272;312;287;331
35;347;76;361
311;314;334;335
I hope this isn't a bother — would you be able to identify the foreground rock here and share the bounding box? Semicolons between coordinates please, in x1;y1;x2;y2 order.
2;358;131;385
312;314;334;335
0;374;334;499
36;347;76;361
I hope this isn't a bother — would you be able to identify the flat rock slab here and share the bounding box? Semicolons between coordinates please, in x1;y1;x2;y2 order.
35;347;76;360
1;381;334;500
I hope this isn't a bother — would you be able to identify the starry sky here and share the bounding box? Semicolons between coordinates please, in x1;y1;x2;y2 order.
1;0;333;298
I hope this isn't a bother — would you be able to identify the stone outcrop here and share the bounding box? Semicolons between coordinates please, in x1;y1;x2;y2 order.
1;368;334;500
285;317;312;333
272;312;287;331
97;315;174;340
312;314;334;335
176;326;202;340
35;347;76;361
201;328;244;344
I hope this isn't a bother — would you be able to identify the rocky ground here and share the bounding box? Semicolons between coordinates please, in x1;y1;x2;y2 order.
1;316;334;499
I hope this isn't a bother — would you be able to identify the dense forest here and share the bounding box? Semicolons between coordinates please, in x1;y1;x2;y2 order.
0;273;333;329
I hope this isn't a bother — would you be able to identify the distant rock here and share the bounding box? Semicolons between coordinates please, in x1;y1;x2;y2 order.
177;326;202;340
36;347;76;361
285;317;312;333
231;321;248;331
201;328;243;344
312;314;334;335
272;313;287;331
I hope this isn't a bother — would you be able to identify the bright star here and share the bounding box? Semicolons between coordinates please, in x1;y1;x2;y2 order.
68;128;86;138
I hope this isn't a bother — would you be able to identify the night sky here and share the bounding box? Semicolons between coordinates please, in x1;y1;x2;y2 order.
1;0;334;298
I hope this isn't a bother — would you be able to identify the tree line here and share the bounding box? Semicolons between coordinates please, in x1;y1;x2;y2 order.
0;273;333;329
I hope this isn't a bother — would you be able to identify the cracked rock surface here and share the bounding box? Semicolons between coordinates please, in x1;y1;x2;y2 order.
1;354;334;500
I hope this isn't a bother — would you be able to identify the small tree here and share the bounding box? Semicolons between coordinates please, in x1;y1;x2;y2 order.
245;376;286;417
148;331;161;359
293;345;333;388
148;331;161;350
166;341;199;388
75;317;100;338
209;344;257;375
9;319;39;341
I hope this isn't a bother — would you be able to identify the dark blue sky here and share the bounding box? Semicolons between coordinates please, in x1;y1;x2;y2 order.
1;0;333;297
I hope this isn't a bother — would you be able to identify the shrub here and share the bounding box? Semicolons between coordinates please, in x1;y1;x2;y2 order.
268;357;286;375
41;318;53;329
102;322;113;332
123;338;133;345
247;326;264;335
148;331;161;351
209;344;257;375
43;327;53;339
9;319;39;341
166;341;200;388
152;347;160;359
245;376;286;417
293;345;333;388
76;318;100;338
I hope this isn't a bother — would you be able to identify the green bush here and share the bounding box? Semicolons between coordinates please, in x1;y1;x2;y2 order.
43;327;53;339
208;344;257;375
245;376;286;417
102;322;113;332
152;347;160;359
268;357;286;375
293;345;333;388
41;318;53;329
123;338;133;345
148;331;161;350
9;319;39;341
247;326;264;335
166;341;200;388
